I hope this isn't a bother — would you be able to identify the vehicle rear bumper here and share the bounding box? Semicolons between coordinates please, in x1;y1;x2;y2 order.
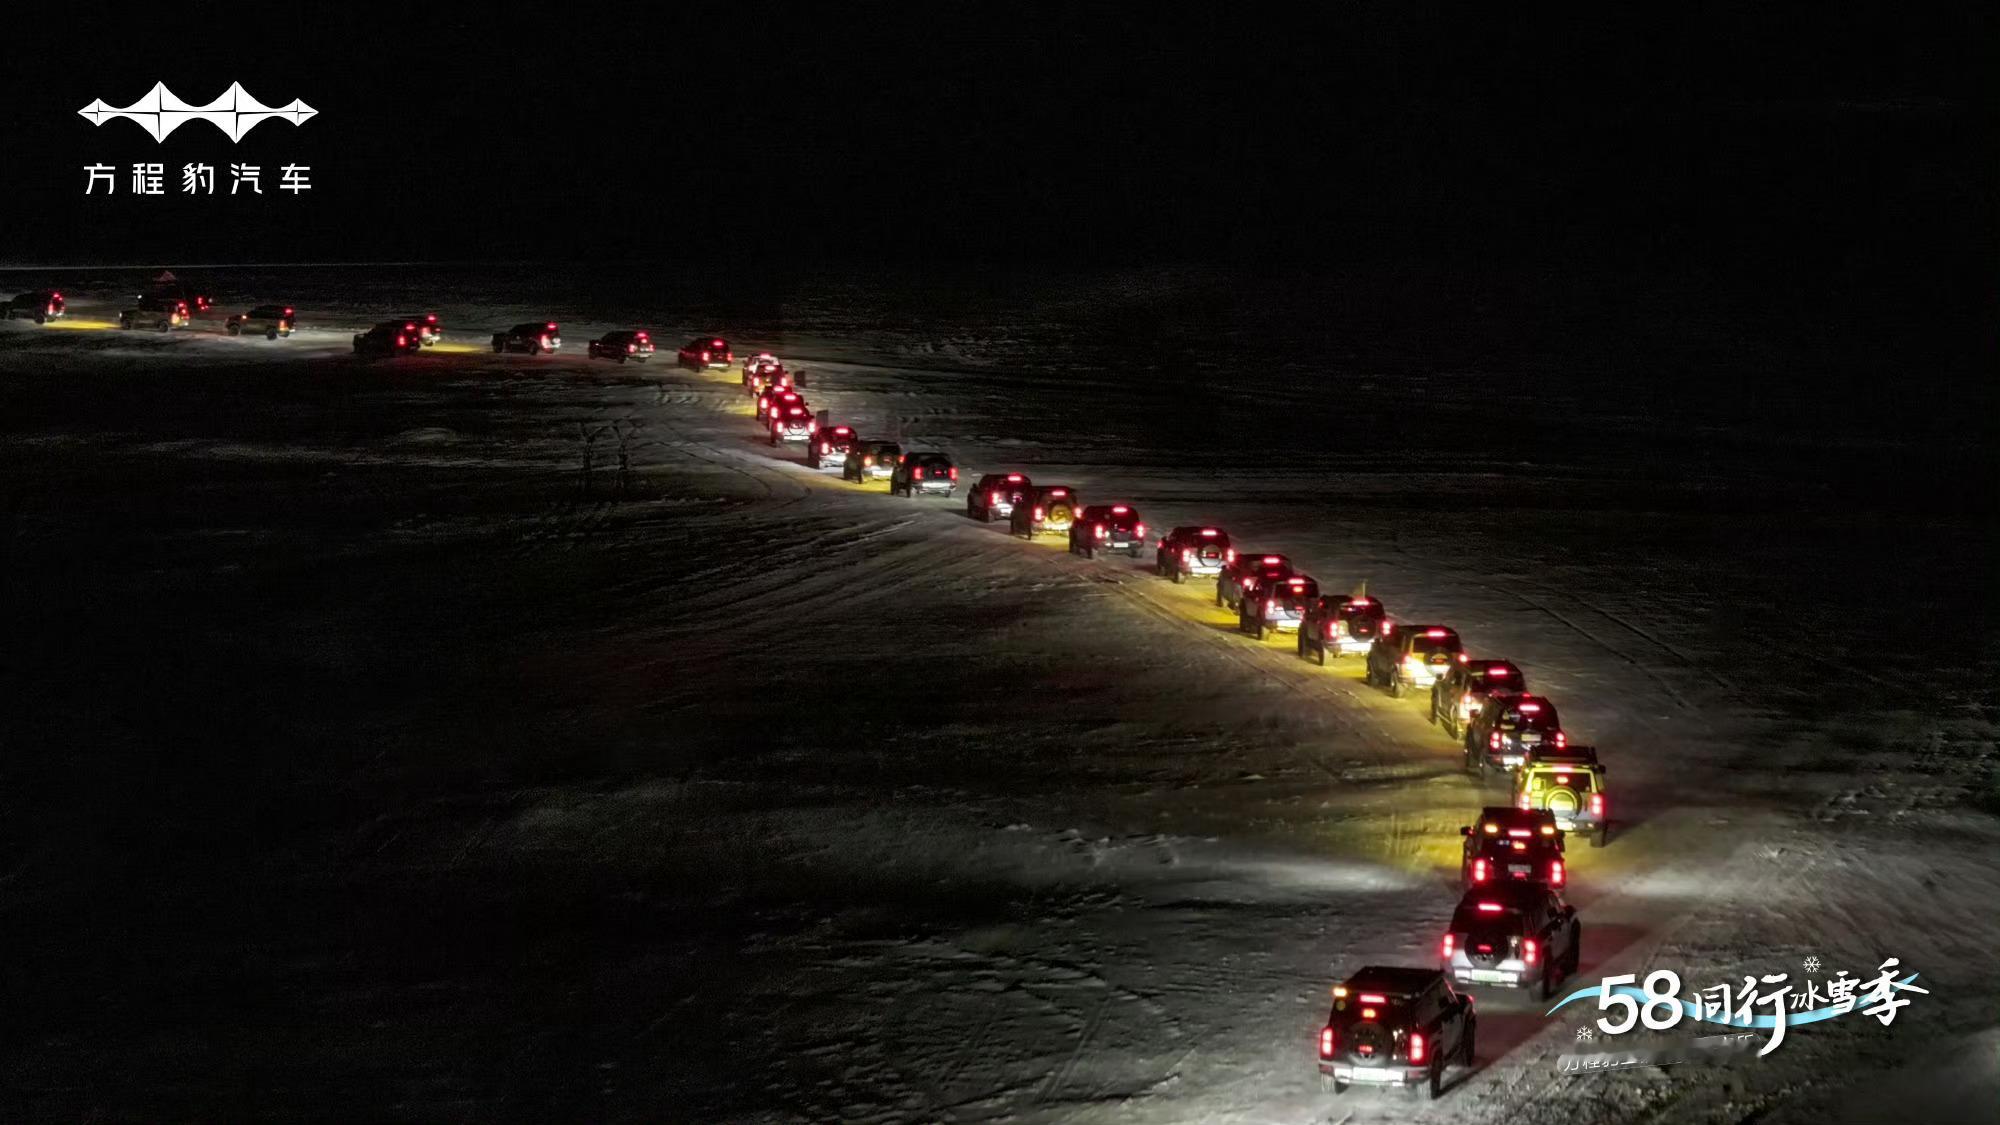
1548;812;1603;833
1319;1062;1424;1085
1451;962;1529;987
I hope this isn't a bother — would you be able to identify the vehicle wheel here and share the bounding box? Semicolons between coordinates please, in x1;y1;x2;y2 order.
614;353;626;364
979;507;991;523
1084;545;1096;559
1214;584;1224;607
34;314;46;324
1390;676;1405;699
1172;568;1186;585
1314;642;1326;666
529;341;542;356
492;339;504;353
266;327;279;341
227;323;240;336
1254;621;1266;640
1428;1056;1444;1100
1332;1077;1349;1095
1427;698;1438;725
1540;964;1557;1000
1564;927;1582;975
1593;824;1609;848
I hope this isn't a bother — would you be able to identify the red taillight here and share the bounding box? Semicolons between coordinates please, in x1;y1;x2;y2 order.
1522;938;1539;965
1224;548;1235;563
1005;473;1022;482
1261;555;1280;564
1032;506;1043;520
1263;599;1275;615
863;456;875;467
1440;933;1455;958
1357;993;1387;1004
1408;1031;1427;1065
1318;1027;1336;1058
809;420;819;433
913;467;924;480
1182;548;1193;561
1517;792;1532;810
725;351;733;362
1200;528;1218;537
990;490;1000;503
1507;828;1531;838
1550;859;1565;886
1475;902;1503;913
1471;857;1488;883
1555;731;1568;748
1519;702;1542;713
948;467;958;481
627;343;637;353
1095;524;1108;538
539;335;551;347
712;339;724;347
699;350;710;363
394;334;407;346
546;322;557;330
1490;732;1502;749
1134;523;1145;537
1426;628;1447;637
1590;793;1605;817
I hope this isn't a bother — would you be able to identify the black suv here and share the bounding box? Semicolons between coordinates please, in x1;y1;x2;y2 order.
1365;624;1464;698
3;290;65;323
1155;526;1231;584
1297;594;1387;665
1216;552;1291;611
1317;966;1475;1100
843;440;901;483
1440;883;1581;999
967;472;1032;522
890;452;956;497
587;330;654;363
1459;806;1564;889
491;321;561;354
1464;693;1566;773
1431;659;1525;739
677;336;732;369
119;295;189;332
226;304;296;339
389;313;441;346
1010;485;1079;539
1241;573;1318;640
352;319;425;357
1069;505;1145;558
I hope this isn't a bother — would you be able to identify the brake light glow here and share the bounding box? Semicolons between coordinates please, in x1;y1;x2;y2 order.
1360;1007;1377;1020
1351;598;1370;606
699;351;710;363
546;322;557;330
1476;901;1503;913
1200;528;1218;537
712;339;724;347
864;456;875;467
1541;824;1555;835
1182;549;1193;562
1554;731;1567;748
1133;523;1145;537
539;335;551;348
1224;548;1235;562
1441;933;1454;958
1408;1031;1427;1064
913;467;924;480
1006;473;1022;482
628;343;637;353
1590;793;1605;817
1032;506;1043;520
1260;555;1280;564
1357;993;1387;1004
1289;578;1307;587
1426;628;1448;638
1471;857;1488;882
284;308;294;316
1264;599;1275;615
1517;792;1532;809
1522;938;1539;965
394;334;407;346
990;490;1000;504
949;467;958;481
1112;505;1128;513
1519;702;1542;713
1554;774;1570;784
1550;859;1565;886
1318;1027;1335;1058
1491;732;1502;749
1096;524;1108;538
1507;828;1530;838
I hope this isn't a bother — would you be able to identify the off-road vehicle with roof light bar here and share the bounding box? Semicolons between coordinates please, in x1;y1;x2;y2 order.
352;319;425;357
1155;526;1231;583
1432;659;1525;740
3;290;65;323
1440;882;1580;999
226;304;296;339
1298;594;1386;664
807;425;858;470
1514;746;1608;846
1241;573;1319;640
491;320;561;354
1010;485;1079;539
767;402;816;445
967;472;1032;522
678;336;732;369
1365;624;1463;697
843;440;900;483
1459;807;1565;889
1316;966;1475;1100
1069;505;1146;558
890;451;957;497
1216;552;1292;611
755;386;803;421
1464;693;1566;773
587;330;654;363
119;295;189;332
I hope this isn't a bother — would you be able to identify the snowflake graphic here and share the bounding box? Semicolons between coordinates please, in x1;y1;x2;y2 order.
1803;956;1822;973
1575;1026;1595;1042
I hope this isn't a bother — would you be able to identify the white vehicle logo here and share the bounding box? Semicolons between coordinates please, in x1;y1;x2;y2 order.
78;82;317;143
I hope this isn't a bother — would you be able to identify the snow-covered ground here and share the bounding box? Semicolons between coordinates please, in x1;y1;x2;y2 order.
1;268;1993;1122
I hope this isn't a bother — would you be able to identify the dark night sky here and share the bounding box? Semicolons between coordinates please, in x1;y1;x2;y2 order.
0;4;1989;297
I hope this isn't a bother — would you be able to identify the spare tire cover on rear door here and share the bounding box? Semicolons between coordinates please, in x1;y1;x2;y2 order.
1347;1021;1393;1064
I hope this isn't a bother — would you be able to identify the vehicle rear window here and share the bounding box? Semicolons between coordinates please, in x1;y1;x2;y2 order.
1450;903;1526;934
1530;769;1595;792
1409;635;1461;656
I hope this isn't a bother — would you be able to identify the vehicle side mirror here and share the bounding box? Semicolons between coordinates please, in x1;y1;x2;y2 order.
1459;826;1471;836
